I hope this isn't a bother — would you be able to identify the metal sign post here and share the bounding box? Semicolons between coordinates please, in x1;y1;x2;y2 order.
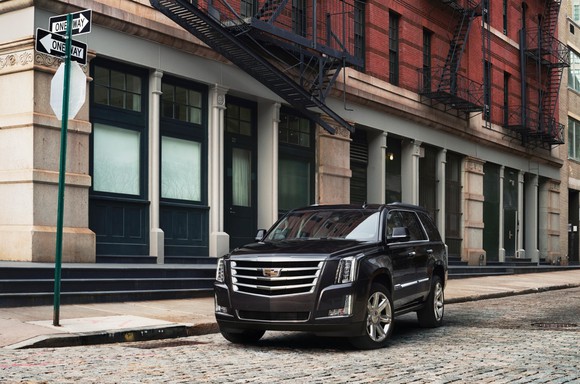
53;13;73;327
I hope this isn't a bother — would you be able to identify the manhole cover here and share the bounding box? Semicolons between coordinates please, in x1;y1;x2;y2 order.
531;322;578;329
129;339;209;349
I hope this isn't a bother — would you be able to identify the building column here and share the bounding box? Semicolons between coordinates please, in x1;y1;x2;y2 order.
498;166;505;262
462;157;486;265
436;149;447;238
257;101;280;229
367;131;387;204
149;70;164;263
525;173;539;263
539;179;562;264
401;140;421;205
209;84;229;257
517;171;525;258
317;117;352;204
0;44;95;262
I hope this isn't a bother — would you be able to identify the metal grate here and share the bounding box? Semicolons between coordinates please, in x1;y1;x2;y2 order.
230;258;325;296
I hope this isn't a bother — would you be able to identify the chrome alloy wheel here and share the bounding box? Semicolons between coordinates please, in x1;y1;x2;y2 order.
365;290;393;342
433;281;444;321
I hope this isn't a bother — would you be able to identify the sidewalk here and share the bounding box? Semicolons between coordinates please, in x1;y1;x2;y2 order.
2;270;580;350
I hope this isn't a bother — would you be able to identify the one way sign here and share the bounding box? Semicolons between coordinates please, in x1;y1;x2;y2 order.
50;10;92;36
35;28;87;65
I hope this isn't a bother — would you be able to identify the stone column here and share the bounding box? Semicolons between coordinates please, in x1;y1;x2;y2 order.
517;171;525;258
317;117;352;204
524;173;539;263
367;131;387;204
498;166;505;262
462;157;486;265
436;149;447;238
539;179;562;264
209;84;229;257
0;44;95;262
401;140;421;205
257;101;280;228
149;70;164;263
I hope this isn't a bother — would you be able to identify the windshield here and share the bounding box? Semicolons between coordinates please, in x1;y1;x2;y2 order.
265;210;380;242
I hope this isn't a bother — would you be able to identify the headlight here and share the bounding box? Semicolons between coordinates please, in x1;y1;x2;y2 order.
216;258;226;283
335;256;357;284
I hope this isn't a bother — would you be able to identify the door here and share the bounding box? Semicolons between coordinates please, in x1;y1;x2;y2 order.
224;100;257;250
504;210;517;257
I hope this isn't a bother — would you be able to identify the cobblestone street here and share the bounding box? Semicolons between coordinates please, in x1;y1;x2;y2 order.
2;288;579;383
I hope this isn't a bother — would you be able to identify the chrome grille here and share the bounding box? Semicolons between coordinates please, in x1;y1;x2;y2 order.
230;258;325;296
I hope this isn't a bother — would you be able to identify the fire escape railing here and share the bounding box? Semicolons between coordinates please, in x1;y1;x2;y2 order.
503;0;569;148
419;0;484;115
150;0;361;134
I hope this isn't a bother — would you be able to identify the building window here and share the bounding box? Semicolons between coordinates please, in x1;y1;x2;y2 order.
503;72;510;126
503;0;508;34
354;0;365;70
161;84;202;124
574;2;580;22
422;29;432;93
93;66;142;112
161;137;202;201
482;0;490;25
389;12;400;86
278;110;314;214
385;136;402;203
292;0;306;37
484;60;491;121
569;117;580;161
240;0;256;17
569;49;580;92
226;104;253;136
93;123;141;195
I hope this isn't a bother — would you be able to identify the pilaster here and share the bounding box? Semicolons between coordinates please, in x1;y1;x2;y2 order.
462;157;486;265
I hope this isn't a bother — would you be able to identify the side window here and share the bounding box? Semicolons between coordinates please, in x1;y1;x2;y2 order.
386;210;405;239
399;211;427;241
418;212;441;241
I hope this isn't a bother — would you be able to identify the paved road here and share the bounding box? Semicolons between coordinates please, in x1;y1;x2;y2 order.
1;287;579;383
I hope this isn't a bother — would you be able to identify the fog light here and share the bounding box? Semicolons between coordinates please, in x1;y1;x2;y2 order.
215;296;229;314
328;295;353;317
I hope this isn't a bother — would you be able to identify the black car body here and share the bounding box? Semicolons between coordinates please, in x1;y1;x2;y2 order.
214;203;448;349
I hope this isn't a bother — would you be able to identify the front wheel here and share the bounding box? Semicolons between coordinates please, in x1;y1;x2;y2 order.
349;283;394;350
219;328;265;344
417;275;444;328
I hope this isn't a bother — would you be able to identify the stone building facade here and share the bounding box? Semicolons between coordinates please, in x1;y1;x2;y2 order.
0;0;572;265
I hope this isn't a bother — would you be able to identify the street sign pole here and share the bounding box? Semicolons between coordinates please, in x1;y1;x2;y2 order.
53;13;73;327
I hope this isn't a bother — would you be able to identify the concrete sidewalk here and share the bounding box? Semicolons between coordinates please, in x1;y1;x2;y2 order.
2;270;580;350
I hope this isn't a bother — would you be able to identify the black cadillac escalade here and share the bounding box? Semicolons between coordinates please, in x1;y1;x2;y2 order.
214;203;448;349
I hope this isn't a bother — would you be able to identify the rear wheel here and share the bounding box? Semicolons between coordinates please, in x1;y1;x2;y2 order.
219;328;265;344
417;275;444;328
349;283;394;350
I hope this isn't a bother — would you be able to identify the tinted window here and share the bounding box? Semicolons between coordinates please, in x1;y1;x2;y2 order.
386;210;426;241
418;211;441;241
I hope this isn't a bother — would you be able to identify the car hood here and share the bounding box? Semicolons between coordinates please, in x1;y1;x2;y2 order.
230;239;373;258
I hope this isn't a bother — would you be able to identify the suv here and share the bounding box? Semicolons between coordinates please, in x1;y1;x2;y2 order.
214;203;448;349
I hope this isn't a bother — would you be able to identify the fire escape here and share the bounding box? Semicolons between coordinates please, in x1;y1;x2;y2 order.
419;0;484;116
504;0;569;148
150;0;362;134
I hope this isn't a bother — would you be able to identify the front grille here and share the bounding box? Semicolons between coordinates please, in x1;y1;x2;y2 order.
230;258;325;296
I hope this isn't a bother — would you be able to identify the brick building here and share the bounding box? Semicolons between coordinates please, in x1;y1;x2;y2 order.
0;0;574;265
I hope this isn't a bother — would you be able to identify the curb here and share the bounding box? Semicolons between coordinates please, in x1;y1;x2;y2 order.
446;283;580;304
5;322;219;350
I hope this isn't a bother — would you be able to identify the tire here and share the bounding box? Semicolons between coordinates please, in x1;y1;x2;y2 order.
219;328;265;344
417;275;444;328
349;283;394;350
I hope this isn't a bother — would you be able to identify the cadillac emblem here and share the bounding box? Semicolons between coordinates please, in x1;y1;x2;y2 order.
262;268;282;278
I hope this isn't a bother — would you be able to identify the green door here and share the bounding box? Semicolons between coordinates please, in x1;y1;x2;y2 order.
224;99;257;250
503;168;518;257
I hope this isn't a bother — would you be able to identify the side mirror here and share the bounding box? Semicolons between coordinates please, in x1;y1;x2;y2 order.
255;229;267;242
389;227;410;242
